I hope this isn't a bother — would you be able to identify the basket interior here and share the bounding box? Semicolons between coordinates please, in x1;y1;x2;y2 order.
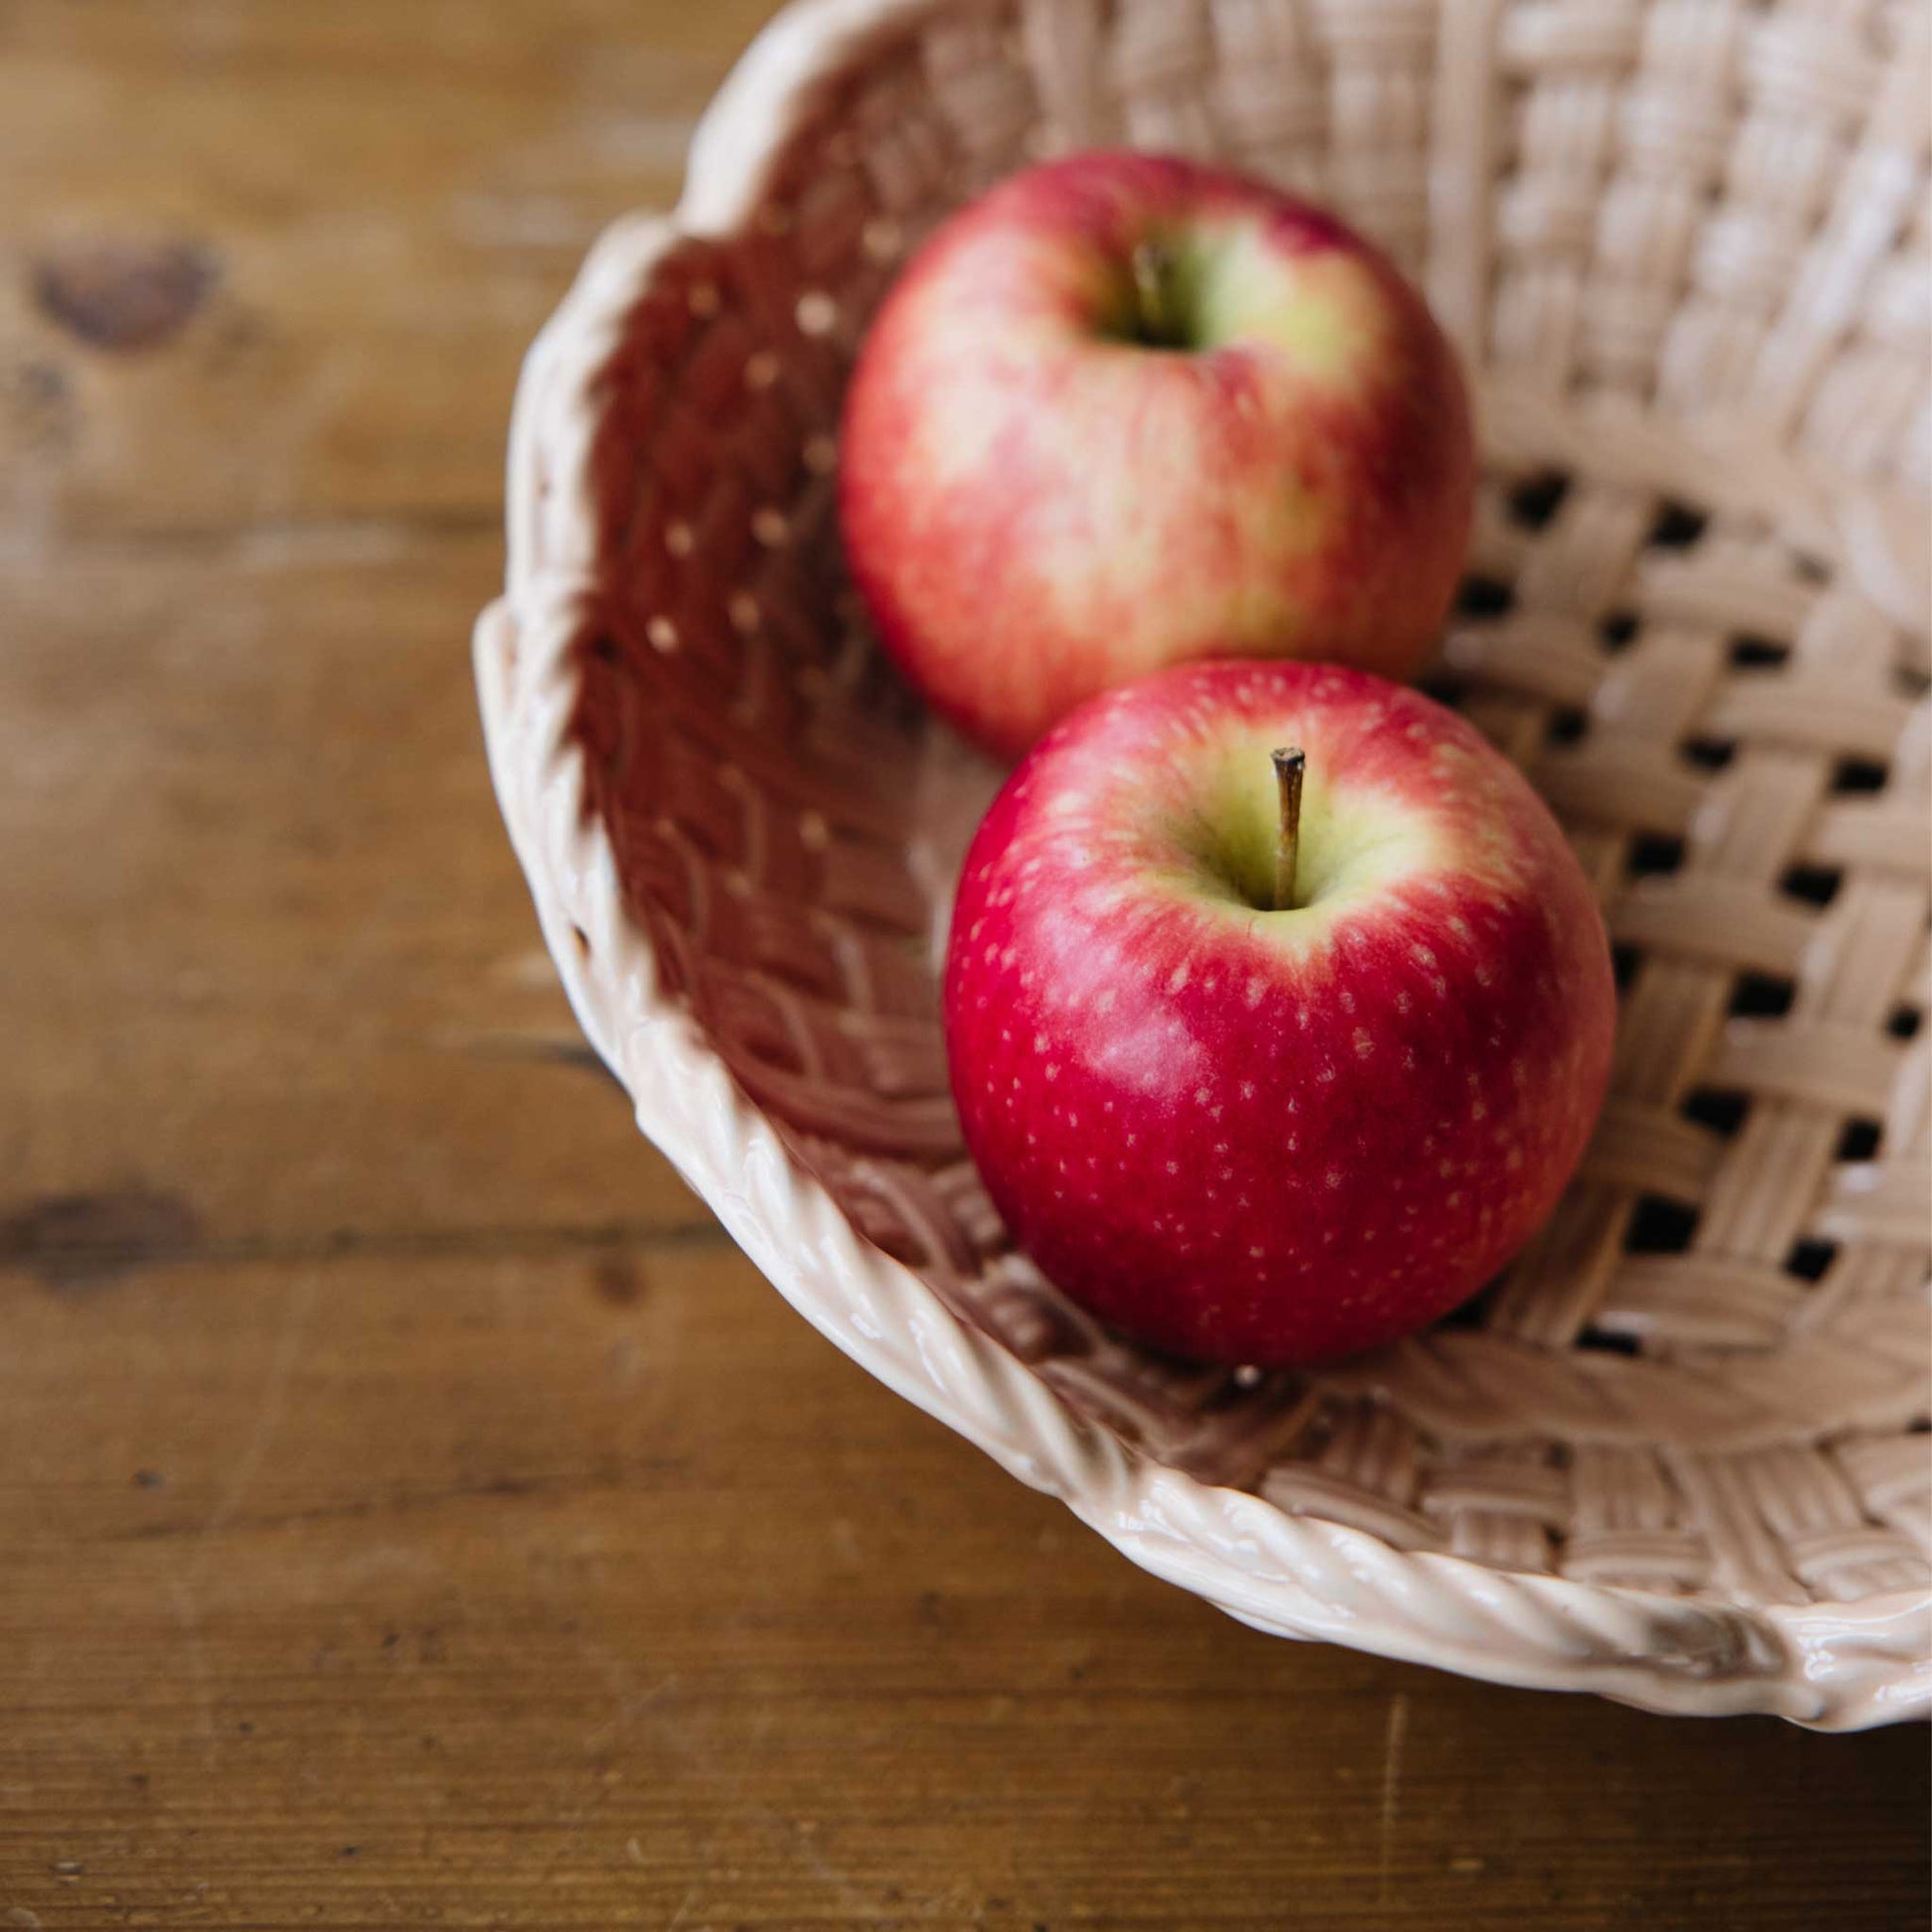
562;0;1930;1610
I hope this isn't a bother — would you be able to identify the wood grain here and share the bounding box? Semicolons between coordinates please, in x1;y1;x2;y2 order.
3;1246;1927;1930
0;532;707;1249
0;3;1925;1927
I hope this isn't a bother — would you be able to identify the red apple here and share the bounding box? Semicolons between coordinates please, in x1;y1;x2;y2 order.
840;150;1474;759
943;660;1614;1367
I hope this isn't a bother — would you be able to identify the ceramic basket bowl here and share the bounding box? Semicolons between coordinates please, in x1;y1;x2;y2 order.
477;0;1932;1725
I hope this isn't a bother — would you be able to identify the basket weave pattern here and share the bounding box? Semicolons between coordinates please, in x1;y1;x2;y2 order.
482;0;1931;1722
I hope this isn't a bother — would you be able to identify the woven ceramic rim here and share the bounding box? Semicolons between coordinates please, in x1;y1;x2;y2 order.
477;0;1931;1726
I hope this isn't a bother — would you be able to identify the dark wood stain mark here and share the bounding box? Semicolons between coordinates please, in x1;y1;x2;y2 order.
0;1189;203;1291
592;1255;645;1307
31;240;219;352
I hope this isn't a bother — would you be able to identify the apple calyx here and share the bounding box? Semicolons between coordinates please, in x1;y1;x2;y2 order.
1271;746;1306;911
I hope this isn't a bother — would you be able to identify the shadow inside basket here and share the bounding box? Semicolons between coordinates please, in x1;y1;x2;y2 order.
559;210;1930;1610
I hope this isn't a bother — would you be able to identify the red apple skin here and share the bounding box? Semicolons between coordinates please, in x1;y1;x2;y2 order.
840;150;1474;759
943;660;1614;1367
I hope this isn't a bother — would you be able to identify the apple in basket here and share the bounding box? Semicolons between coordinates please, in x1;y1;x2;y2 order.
943;661;1615;1368
839;149;1474;758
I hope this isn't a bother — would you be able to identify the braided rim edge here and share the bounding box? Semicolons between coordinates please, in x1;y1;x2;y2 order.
473;0;1932;1727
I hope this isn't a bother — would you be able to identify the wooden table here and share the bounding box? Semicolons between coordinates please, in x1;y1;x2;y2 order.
1;5;1924;1925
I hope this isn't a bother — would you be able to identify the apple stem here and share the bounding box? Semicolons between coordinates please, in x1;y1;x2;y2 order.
1272;748;1306;911
1132;239;1175;348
